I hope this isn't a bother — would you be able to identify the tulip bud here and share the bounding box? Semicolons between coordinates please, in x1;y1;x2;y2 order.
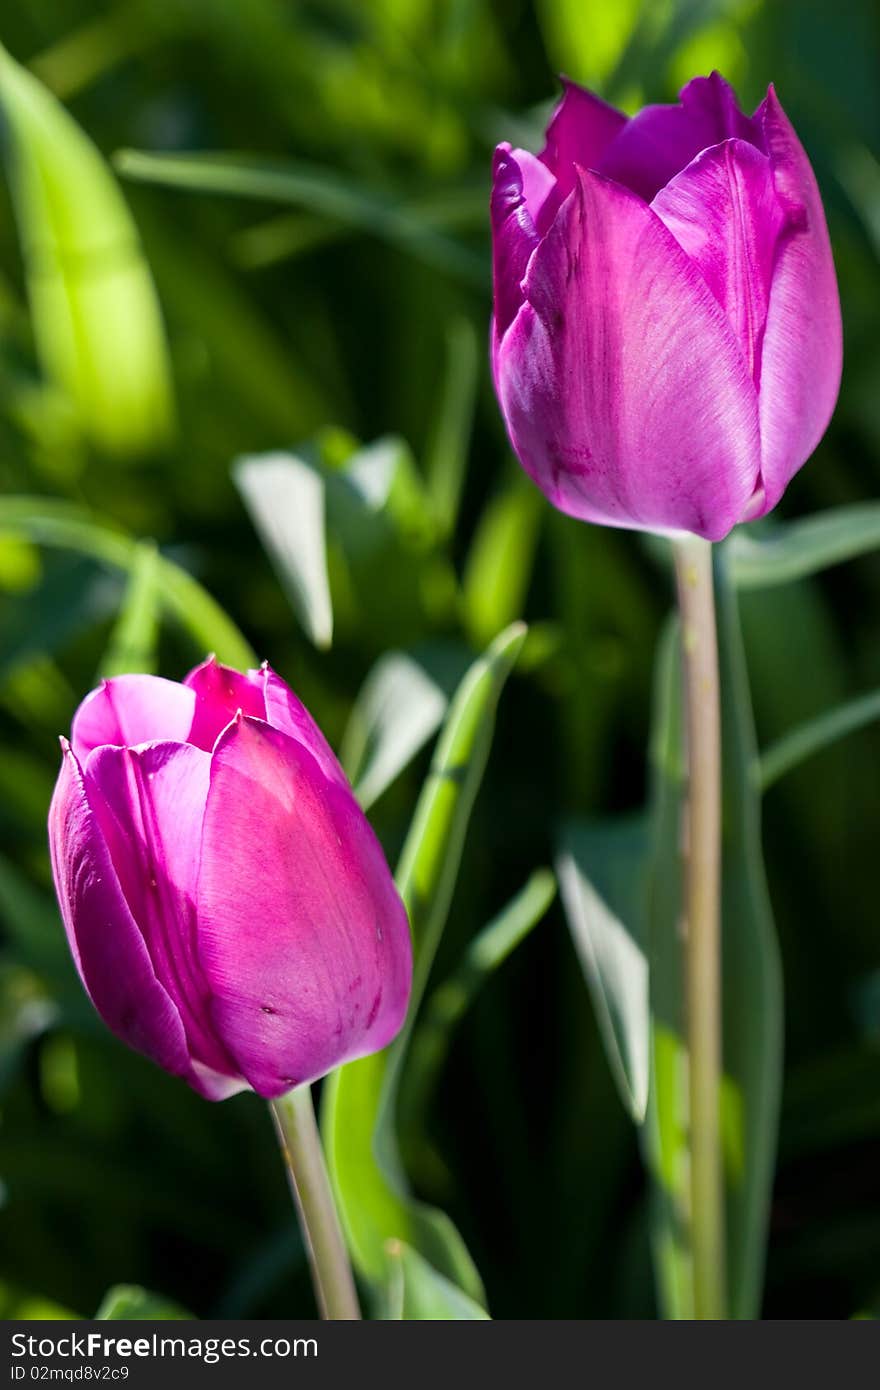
48;658;412;1099
490;72;841;541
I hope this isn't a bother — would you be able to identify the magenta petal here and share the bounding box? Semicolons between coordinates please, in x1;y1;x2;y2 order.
261;665;347;789
652;138;787;383
600;71;762;201
184;656;266;752
496;169;761;540
48;742;227;1096
539;78;627;202
197;717;412;1097
71;675;196;762
490;143;546;348
85;740;239;1081
751;87;842;515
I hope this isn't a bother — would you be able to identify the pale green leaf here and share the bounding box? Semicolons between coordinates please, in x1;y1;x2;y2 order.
0;44;173;455
95;1285;192;1320
729;505;880;589
383;1243;491;1321
462;481;542;648
340;651;448;812
233;451;332;649
557;821;650;1123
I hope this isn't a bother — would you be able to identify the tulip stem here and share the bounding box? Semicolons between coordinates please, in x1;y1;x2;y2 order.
270;1085;361;1320
672;536;726;1321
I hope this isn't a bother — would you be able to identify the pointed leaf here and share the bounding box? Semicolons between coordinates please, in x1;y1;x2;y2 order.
0;44;173;455
384;1243;491;1321
340;652;448;811
557;821;650;1122
760;687;880;790
730;504;880;588
233;451;332;648
95;1286;192;1320
322;624;526;1309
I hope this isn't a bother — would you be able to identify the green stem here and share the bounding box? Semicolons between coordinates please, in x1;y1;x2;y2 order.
270;1086;361;1320
672;536;726;1320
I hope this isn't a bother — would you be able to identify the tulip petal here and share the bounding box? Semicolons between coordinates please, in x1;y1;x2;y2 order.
71;674;195;762
261;665;348;789
651;138;787;382
85;739;239;1081
539;78;627;203
497;168;761;540
600;71;763;202
490;144;545;347
48;742;237;1098
751;86;842;515
184;656;266;752
197;716;412;1097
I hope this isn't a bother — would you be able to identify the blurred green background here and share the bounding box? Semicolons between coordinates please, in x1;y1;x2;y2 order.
1;0;879;1320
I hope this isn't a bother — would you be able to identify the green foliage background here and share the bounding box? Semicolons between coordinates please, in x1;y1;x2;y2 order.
1;0;879;1319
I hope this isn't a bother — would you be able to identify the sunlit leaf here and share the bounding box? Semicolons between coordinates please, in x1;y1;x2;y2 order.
462;481;542;648
95;1285;192;1320
340;651;448;811
322;624;526;1311
0;43;173;455
383;1242;490;1321
233;451;333;649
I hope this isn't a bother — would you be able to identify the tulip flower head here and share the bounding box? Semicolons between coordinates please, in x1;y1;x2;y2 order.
491;72;842;540
49;659;412;1099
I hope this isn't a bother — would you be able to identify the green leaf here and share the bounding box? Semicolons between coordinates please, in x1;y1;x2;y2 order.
424;318;479;539
643;547;783;1320
340;651;448;811
322;623;526;1312
95;1285;192;1320
760;687;880;790
462;481;542;648
98;540;161;678
233;451;333;649
401;869;556;1142
556;821;650;1123
0;497;256;669
383;1242;491;1321
729;505;880;589
115;149;487;285
0;44;174;455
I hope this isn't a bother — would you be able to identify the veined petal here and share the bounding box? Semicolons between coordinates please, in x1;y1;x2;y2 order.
48;742;229;1097
751;86;842;515
184;656;266;752
71;674;195;761
539;78;627;203
497;168;761;540
261;665;347;789
491;144;546;347
85;739;238;1080
652;138;787;383
600;71;763;201
197;717;412;1098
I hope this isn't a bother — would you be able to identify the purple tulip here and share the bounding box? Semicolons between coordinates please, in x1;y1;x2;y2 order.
490;72;842;540
48;658;412;1100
